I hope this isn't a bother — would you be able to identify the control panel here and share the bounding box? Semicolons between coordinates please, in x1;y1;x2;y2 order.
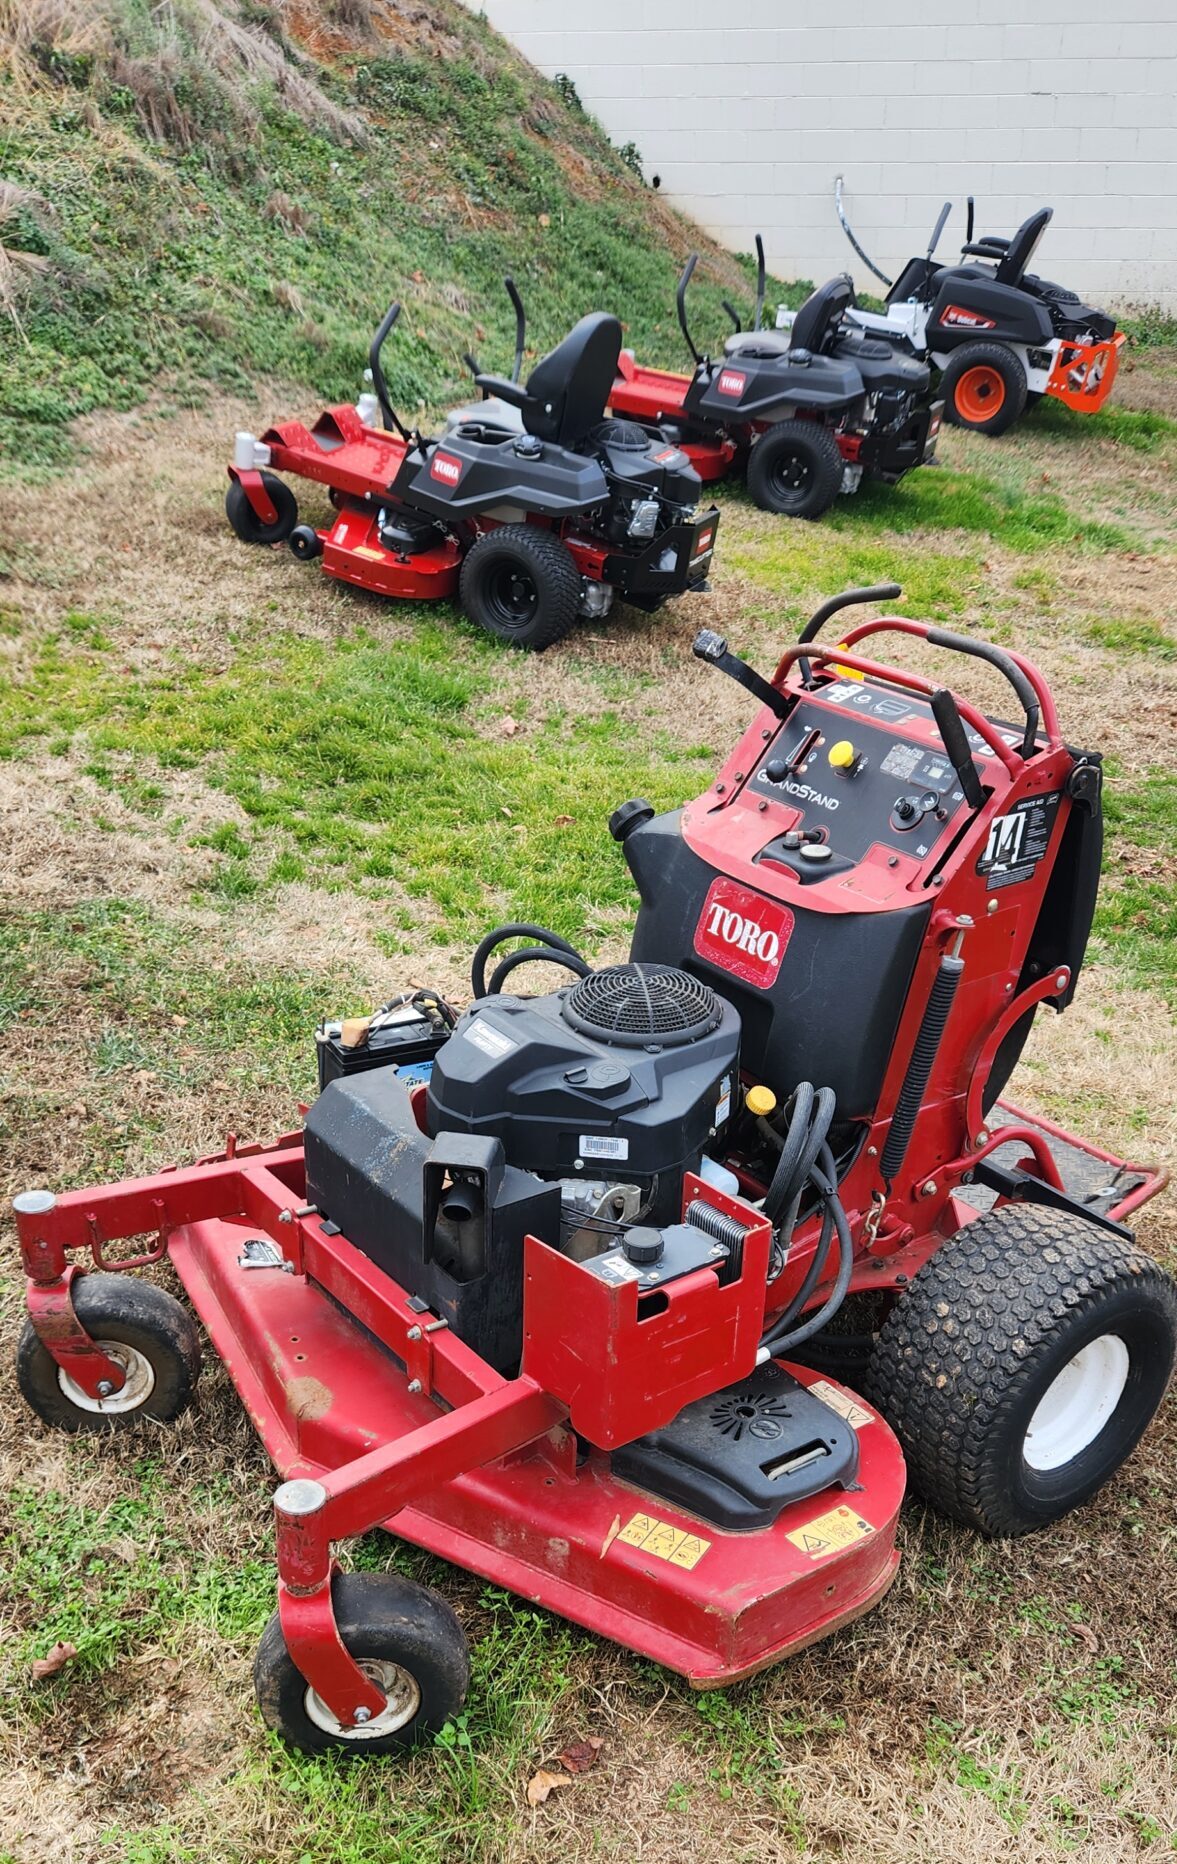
748;681;977;880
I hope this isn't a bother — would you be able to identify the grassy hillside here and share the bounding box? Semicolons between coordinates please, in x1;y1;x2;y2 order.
0;0;803;475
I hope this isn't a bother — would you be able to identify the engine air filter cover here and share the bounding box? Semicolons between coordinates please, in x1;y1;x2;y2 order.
564;963;720;1048
590;418;656;450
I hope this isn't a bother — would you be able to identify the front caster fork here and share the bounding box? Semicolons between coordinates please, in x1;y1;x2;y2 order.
274;1480;389;1729
16;1193;130;1401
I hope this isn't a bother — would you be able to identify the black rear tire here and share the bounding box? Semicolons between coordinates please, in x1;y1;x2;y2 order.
226;472;298;545
254;1571;470;1758
746;420;844;519
458;524;582;650
17;1274;202;1433
941;341;1028;436
863;1206;1177;1536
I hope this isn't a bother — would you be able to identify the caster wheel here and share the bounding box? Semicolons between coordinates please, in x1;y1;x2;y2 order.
225;471;298;545
289;524;323;562
17;1274;202;1433
254;1571;470;1757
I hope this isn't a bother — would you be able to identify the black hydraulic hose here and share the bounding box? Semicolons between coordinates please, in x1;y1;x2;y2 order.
470;922;587;999
879;953;964;1189
486;947;592;994
760;1146;855;1354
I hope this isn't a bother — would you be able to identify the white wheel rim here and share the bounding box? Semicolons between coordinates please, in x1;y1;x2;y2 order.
1023;1333;1130;1471
57;1341;156;1414
304;1658;421;1740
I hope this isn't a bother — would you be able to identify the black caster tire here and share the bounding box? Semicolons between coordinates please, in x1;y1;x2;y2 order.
254;1571;470;1758
863;1206;1177;1536
458;524;581;650
17;1274;202;1433
225;471;298;545
746;419;844;519
289;524;323;561
941;342;1028;436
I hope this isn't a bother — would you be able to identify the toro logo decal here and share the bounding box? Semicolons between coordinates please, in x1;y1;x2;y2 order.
940;304;996;329
693;877;793;990
430;451;464;486
654;446;682;463
717;368;746;398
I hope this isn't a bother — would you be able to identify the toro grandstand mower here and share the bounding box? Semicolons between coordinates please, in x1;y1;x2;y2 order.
608;241;941;520
830;182;1126;436
16;588;1176;1757
225;282;719;650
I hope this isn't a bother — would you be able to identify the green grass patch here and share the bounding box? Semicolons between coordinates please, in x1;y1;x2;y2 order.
0;625;709;945
1092;767;1177;1005
1029;397;1176;452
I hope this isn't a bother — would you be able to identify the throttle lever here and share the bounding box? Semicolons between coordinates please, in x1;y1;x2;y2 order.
930;688;985;811
693;630;790;721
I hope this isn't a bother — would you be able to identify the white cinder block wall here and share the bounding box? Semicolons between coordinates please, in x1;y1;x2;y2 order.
473;2;1177;312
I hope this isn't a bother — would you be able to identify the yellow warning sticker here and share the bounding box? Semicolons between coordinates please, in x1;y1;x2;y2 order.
807;1378;874;1431
616;1513;711;1570
351;544;386;560
786;1503;875;1560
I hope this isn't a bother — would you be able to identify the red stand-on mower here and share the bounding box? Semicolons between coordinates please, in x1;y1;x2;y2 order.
15;588;1176;1757
225;284;719;650
609;242;942;519
832;183;1127;436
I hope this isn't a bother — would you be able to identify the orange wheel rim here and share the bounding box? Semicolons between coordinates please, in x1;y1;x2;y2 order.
955;365;1006;422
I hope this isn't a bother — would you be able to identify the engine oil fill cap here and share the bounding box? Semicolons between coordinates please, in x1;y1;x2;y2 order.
622;1226;665;1266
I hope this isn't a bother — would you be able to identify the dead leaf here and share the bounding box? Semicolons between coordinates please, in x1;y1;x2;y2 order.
554;813;574;826
559;1737;603;1774
1071;1622;1099;1653
538;213;551;228
526;1768;573;1806
31;1641;77;1681
499;715;521;737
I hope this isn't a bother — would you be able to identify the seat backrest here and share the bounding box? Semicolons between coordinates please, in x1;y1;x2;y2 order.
995;209;1052;287
789;274;855;355
523;313;623;446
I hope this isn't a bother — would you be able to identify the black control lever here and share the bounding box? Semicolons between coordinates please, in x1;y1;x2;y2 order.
930;688;985;811
693;630;790;721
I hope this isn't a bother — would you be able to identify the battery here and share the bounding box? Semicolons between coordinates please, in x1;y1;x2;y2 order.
315;1001;452;1093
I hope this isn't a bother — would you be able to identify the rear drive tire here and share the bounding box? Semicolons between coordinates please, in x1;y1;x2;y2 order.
17;1275;202;1433
746;420;844;519
226;472;298;545
942;343;1027;436
458;525;581;650
254;1571;470;1758
863;1206;1177;1536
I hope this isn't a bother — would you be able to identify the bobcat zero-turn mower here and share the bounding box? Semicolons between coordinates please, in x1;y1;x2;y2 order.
225;284;719;650
15;589;1176;1757
608;242;942;520
828;183;1126;436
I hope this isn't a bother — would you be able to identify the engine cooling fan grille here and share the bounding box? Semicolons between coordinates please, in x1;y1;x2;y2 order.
589;418;656;451
563;964;719;1047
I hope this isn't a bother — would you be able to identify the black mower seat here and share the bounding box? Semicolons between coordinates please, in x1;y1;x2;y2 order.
472;312;623;450
789;273;855;355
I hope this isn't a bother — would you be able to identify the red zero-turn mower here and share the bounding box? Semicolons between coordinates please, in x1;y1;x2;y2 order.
608;241;941;519
16;589;1177;1756
833;184;1127;436
225;284;719;650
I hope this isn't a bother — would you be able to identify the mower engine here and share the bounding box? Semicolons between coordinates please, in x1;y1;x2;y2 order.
304;963;743;1372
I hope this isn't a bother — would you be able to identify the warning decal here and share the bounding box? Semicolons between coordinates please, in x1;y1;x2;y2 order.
616;1512;711;1570
807;1379;874;1430
786;1503;875;1560
976;791;1061;891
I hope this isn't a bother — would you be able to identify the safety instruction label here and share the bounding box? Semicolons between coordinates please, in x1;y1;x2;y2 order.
976;791;1061;891
616;1512;712;1570
807;1379;874;1430
786;1503;876;1560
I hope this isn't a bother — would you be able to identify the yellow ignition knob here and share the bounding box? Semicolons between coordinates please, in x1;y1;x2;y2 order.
828;739;858;771
746;1085;777;1117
